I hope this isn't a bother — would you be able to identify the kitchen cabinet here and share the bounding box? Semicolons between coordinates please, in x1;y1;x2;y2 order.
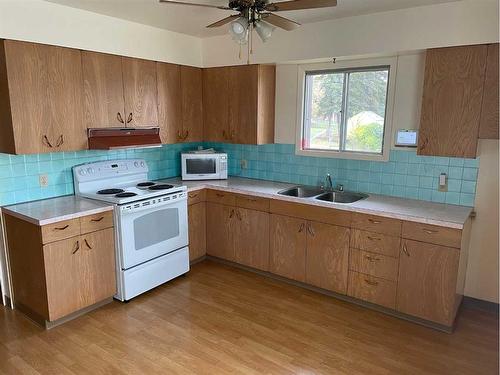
122;57;158;127
203;64;275;144
418;45;488;158
157;63;203;143
479;43;499;139
4;210;116;326
206;202;235;261
396;239;460;326
188;200;206;262
0;40;86;154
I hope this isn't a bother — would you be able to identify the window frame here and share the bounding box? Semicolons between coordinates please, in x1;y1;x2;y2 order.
295;57;398;161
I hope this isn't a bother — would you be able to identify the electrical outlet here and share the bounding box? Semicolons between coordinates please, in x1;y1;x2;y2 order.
438;173;448;192
240;159;248;169
39;174;49;187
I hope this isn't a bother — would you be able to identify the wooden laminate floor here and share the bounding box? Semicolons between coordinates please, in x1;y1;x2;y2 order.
0;260;498;374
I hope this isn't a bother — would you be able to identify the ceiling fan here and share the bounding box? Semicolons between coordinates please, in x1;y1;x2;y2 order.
159;0;337;60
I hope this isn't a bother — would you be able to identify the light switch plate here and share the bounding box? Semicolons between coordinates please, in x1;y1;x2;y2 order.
39;174;49;187
240;159;248;169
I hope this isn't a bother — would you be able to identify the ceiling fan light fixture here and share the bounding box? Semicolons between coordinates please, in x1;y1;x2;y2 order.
229;17;249;43
255;20;275;42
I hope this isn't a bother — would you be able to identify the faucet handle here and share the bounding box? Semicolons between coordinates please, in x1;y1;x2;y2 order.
337;184;344;192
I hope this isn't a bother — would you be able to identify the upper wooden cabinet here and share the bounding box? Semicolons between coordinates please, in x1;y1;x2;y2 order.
203;64;275;144
157;63;203;143
0;40;86;154
418;45;488;158
479;43;499;139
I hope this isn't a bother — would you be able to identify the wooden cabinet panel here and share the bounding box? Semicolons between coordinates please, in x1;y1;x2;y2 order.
43;237;84;321
157;62;182;143
81;228;116;307
418;45;488;157
188;189;206;206
270;199;351;227
396;240;460;326
257;65;276;144
41;218;81;244
234;208;270;271
479;43;499;139
351;213;402;237
347;272;397;309
305;221;349;294
203;67;230;142
206;189;236;206
181;66;203;142
122;57;158;127
188;202;206;261
80;211;113;234
235;194;269;212
206;202;235;261
229;65;258;144
350;229;400;257
402;221;461;248
4;40;86;154
82;51;125;128
349;248;399;281
269;214;306;282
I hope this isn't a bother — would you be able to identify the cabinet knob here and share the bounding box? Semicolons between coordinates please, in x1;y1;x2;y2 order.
402;243;410;257
84;238;93;250
42;135;53;148
127;113;133;124
117;112;125;124
307;223;315;236
298;223;305;233
55;134;64;147
72;240;80;254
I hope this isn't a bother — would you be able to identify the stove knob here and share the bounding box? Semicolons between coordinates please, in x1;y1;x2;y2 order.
140;161;145;167
134;161;139;168
87;167;94;174
79;169;87;176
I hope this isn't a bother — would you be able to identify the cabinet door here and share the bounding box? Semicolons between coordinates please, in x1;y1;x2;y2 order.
81;228;116;307
206;202;235;261
269;214;306;282
479;43;499;139
234;207;270;271
82;51;126;128
43;237;84;321
181;66;203;142
203;67;230;142
122;57;158;127
5;40;86;154
157;62;183;143
229;65;258;144
305;221;350;294
396;239;460;326
188;202;206;261
418;45;488;157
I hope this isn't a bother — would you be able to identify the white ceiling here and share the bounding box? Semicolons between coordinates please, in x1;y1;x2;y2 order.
45;0;460;38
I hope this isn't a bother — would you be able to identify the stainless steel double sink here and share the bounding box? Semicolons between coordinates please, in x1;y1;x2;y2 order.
277;186;368;204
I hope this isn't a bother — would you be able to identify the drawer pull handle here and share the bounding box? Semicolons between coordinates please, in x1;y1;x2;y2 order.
236;209;242;221
245;198;258;202
72;240;80;254
42;135;53;148
365;255;380;262
84;238;93;250
368;219;382;224
307;223;315;236
229;209;235;219
189;193;198;199
367;236;381;241
91;216;104;222
117;112;125;124
422;228;438;234
54;224;69;231
127;113;133;124
364;279;378;286
298;223;305;233
216;193;225;197
402;243;410;257
55;134;64;148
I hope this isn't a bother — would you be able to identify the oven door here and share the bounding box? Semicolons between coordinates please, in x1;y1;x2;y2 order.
117;196;188;270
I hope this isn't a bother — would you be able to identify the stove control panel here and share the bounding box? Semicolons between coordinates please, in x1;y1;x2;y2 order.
74;159;148;182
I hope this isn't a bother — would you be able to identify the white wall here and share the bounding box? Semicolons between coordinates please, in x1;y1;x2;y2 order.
0;0;202;67
202;0;498;67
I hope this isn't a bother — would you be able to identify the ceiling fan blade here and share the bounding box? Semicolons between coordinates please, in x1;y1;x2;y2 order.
261;13;300;31
206;15;240;28
159;0;231;10
265;0;337;12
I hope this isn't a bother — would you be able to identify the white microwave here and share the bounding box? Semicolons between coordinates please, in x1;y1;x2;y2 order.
181;152;228;180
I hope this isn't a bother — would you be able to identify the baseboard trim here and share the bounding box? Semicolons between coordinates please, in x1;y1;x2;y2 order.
462;296;499;313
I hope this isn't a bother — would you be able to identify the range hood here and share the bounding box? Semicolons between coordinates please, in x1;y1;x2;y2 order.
88;127;162;150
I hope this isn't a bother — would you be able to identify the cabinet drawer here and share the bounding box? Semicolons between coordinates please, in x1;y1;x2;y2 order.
350;229;400;257
351;213;402;236
270;200;351;227
236;194;269;212
347;271;396;309
349;249;399;281
80;211;113;234
188;189;206;205
206;189;236;206
402;221;462;248
41;219;80;244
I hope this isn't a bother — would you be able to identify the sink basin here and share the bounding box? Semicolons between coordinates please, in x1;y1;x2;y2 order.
315;191;368;204
277;186;325;198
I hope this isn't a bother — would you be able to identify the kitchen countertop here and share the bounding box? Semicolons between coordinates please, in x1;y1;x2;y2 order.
2;195;114;226
160;177;473;229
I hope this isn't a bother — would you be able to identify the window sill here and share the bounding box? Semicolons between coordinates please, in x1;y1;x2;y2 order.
295;147;390;162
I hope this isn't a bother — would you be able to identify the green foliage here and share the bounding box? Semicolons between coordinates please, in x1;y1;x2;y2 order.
346;123;383;153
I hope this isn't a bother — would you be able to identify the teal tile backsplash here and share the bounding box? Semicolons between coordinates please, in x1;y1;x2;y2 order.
0;142;479;207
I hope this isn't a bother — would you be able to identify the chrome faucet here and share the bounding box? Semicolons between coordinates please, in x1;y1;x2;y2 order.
325;174;333;191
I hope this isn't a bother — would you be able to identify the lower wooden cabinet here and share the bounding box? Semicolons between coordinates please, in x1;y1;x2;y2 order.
188;202;206;261
234;207;269;271
206;202;235;261
396;239;460;326
348;272;397;309
305;221;350;294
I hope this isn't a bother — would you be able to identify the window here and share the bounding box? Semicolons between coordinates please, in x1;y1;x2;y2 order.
297;59;396;161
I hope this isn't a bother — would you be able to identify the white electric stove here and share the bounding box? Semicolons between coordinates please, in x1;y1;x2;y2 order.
73;159;189;301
